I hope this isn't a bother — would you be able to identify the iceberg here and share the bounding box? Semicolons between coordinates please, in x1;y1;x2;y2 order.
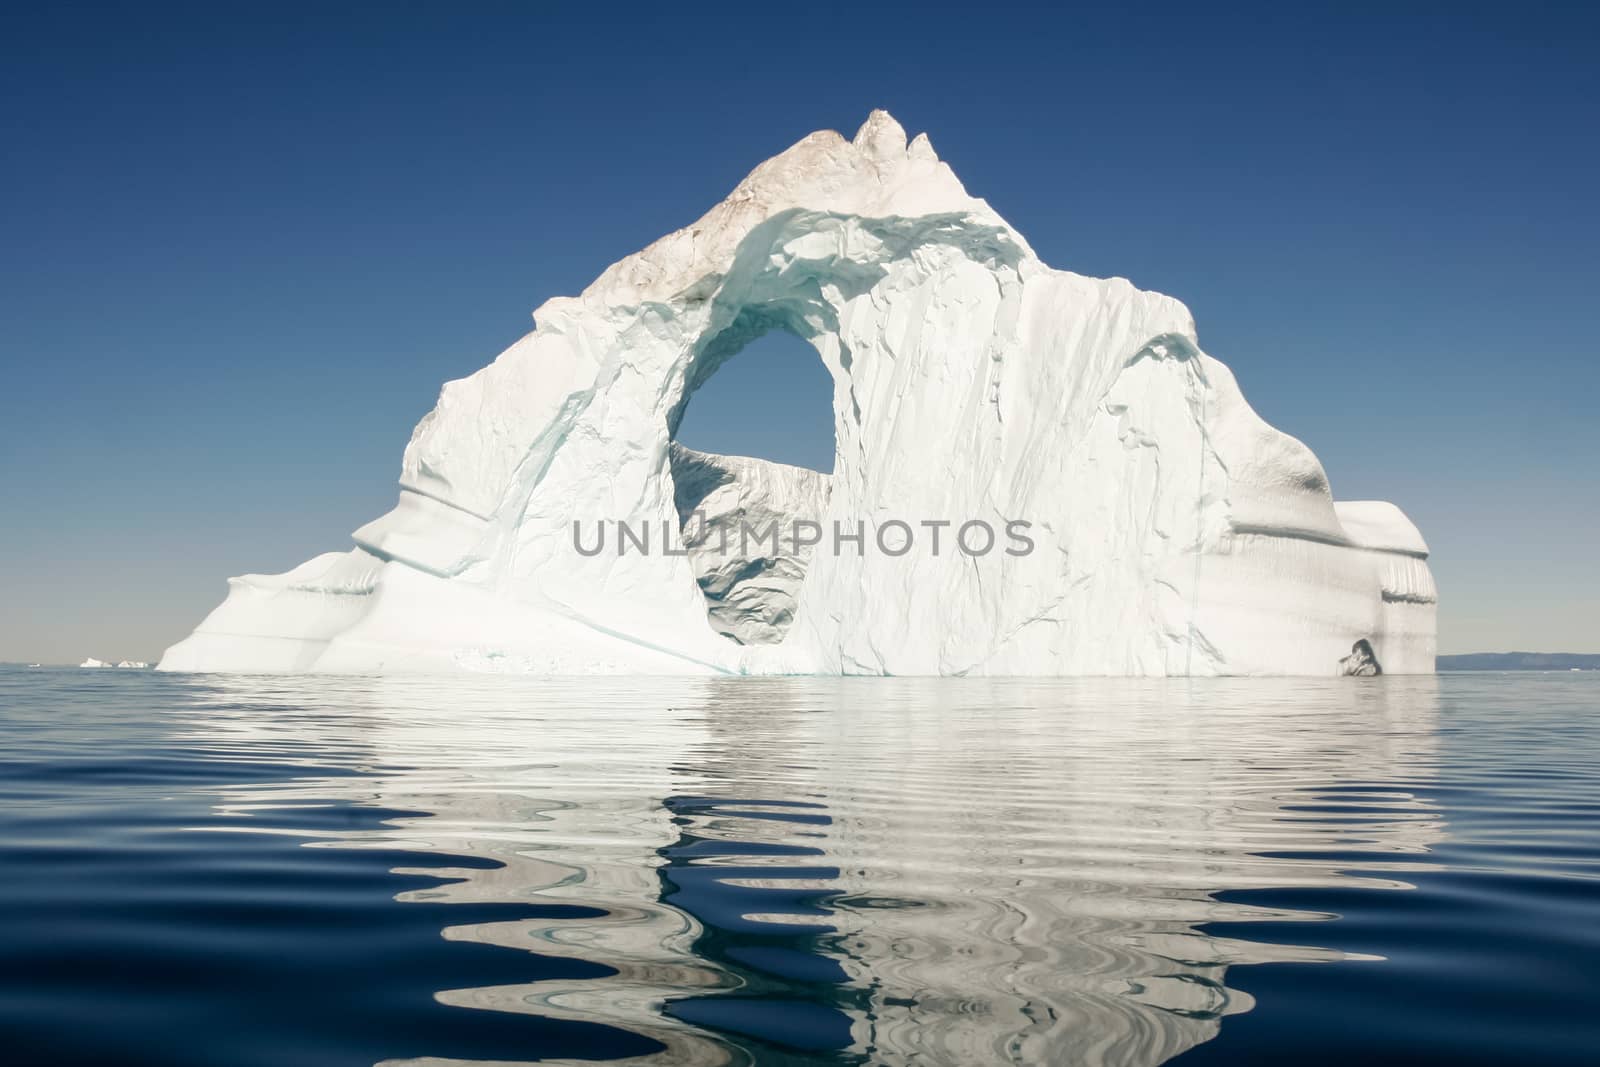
160;111;1436;676
79;658;109;669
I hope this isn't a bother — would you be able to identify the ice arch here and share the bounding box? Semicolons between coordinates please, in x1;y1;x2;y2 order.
667;313;839;646
160;111;1437;676
670;314;836;475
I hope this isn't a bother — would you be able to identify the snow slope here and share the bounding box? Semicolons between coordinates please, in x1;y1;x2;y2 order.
160;112;1436;676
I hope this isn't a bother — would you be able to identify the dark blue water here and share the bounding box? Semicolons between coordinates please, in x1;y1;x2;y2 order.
1;669;1595;1065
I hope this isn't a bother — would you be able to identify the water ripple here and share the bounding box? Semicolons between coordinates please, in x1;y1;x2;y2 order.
2;670;1597;1065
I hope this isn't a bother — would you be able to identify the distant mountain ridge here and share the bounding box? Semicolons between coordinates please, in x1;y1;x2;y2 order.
1438;653;1600;671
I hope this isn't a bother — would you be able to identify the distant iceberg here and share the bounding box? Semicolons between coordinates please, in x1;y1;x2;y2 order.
80;658;108;668
161;112;1436;677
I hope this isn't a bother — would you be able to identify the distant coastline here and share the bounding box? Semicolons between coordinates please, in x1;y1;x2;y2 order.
1438;653;1600;672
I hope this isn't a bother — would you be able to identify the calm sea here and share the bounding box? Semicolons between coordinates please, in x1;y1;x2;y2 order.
1;668;1595;1065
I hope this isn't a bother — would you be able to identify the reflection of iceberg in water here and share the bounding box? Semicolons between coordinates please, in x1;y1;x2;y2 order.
181;675;1442;1066
646;678;1443;1066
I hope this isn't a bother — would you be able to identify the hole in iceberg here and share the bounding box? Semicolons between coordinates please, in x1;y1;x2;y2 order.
673;326;835;474
668;313;837;647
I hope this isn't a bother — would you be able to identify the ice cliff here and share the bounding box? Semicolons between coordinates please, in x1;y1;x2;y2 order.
159;111;1437;676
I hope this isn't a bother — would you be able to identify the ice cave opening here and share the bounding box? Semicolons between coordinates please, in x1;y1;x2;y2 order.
672;317;836;475
667;312;838;646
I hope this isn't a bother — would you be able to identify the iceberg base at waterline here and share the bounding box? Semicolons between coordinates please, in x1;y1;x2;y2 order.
159;112;1436;677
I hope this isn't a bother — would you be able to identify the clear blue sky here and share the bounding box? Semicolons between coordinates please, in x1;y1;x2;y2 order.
2;2;1595;663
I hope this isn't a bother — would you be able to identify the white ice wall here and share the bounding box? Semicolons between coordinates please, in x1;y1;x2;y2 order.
160;112;1435;676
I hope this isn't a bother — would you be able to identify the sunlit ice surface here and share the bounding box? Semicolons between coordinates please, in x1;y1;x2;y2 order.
1;670;1596;1065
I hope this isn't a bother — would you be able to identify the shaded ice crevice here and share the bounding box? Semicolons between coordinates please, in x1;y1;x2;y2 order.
669;442;831;646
